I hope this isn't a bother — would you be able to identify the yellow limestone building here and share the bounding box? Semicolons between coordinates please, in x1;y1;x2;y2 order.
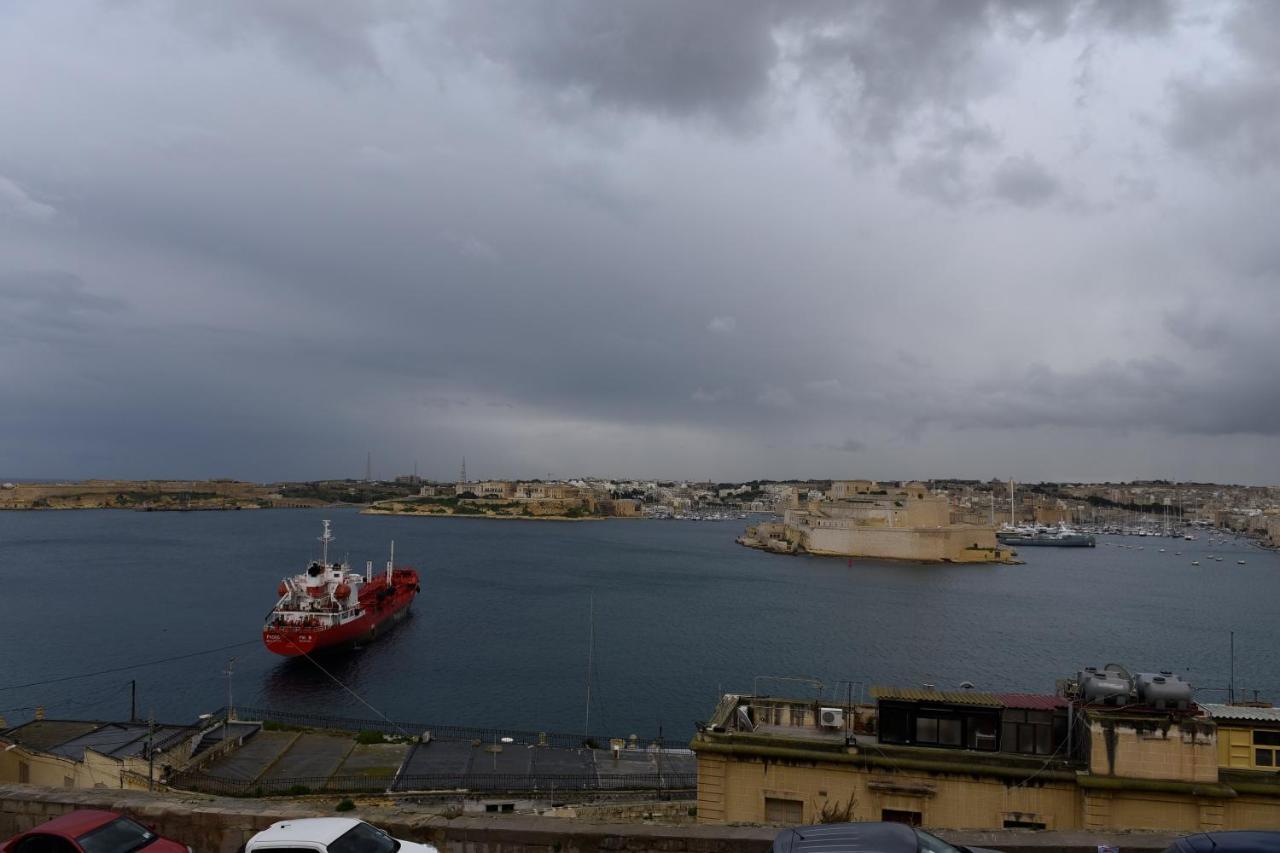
739;481;1014;563
692;686;1280;832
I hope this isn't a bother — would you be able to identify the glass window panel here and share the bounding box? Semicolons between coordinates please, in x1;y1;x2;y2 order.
1018;724;1036;754
916;716;939;743
1001;722;1018;751
1035;724;1053;755
1254;731;1280;747
939;718;962;746
1257;749;1275;767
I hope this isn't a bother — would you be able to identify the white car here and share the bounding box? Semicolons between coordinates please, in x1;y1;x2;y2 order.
245;818;438;853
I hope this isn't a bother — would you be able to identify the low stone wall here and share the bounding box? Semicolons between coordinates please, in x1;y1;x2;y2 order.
0;784;1181;853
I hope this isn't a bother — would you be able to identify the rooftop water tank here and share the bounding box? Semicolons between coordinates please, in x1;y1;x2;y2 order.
1134;671;1193;710
1079;665;1133;706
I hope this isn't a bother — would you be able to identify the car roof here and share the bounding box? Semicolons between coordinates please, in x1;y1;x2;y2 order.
24;811;120;838
1172;831;1280;853
772;822;919;853
252;818;364;846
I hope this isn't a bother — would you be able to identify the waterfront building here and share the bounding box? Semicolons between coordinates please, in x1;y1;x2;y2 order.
739;480;1014;563
454;480;515;499
691;678;1280;832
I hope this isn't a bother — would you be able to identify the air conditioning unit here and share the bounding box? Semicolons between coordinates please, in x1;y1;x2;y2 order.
819;707;844;728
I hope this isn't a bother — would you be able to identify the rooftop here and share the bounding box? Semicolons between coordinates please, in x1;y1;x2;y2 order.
1200;703;1280;723
870;686;1002;706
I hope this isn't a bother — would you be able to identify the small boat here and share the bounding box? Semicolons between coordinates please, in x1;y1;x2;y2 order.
1192;561;1200;566
1159;548;1166;553
1238;560;1246;565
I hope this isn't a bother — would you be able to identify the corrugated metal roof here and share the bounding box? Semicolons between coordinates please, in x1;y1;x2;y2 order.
871;686;1002;706
1200;703;1280;723
997;693;1068;711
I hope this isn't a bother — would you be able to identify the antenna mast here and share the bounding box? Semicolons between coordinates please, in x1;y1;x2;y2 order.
320;520;333;566
386;541;395;585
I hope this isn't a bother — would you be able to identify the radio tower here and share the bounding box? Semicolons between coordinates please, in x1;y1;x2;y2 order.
365;451;372;483
458;457;467;486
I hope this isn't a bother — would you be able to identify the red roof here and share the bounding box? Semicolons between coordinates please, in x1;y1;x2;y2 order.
996;693;1068;711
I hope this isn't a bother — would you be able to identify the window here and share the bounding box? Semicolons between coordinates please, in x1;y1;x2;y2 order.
1003;819;1047;830
18;761;29;783
913;829;961;853
789;705;807;726
916;716;939;743
881;808;921;826
1255;730;1280;769
879;706;910;744
76;818;155;853
329;822;399;853
1002;709;1056;755
765;797;804;824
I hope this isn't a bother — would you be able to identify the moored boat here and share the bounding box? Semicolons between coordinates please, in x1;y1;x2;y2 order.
263;520;420;657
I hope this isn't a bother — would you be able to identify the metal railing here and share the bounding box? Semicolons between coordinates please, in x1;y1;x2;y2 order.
174;771;696;797
227;705;656;750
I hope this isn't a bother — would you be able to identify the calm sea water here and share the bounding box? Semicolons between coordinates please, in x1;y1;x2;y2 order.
1;508;1276;739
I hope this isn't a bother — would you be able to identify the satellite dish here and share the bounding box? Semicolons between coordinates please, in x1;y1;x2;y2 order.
959;681;975;690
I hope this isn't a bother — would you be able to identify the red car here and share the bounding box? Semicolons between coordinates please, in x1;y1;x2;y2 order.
0;810;190;853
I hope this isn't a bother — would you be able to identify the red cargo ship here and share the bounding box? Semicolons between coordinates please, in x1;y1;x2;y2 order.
263;520;420;656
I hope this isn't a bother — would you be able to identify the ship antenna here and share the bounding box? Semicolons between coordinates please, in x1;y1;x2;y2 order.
320;519;334;565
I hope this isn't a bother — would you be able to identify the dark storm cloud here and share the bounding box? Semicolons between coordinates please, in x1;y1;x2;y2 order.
0;271;126;336
4;0;1280;484
989;155;1061;206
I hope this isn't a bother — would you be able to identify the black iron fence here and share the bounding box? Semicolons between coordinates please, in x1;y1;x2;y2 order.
227;705;661;750
175;771;696;797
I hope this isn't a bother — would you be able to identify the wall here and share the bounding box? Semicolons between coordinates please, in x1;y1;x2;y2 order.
0;782;1187;853
1086;720;1218;783
801;525;1001;563
701;751;1080;831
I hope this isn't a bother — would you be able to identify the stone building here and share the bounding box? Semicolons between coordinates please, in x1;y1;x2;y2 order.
739;481;1013;563
691;683;1280;832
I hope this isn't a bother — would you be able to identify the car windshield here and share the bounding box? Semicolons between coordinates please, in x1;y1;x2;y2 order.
913;829;962;853
76;818;156;853
328;822;400;853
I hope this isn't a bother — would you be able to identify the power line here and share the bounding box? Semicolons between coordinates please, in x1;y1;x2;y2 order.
0;639;261;693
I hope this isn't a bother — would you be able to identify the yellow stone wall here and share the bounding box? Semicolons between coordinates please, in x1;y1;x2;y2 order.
701;751;1079;830
1087;720;1218;783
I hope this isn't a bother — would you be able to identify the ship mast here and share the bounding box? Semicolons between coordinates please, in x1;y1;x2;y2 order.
386;540;395;585
320;519;334;566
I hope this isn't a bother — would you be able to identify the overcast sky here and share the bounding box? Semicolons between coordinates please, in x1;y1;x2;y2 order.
3;1;1280;484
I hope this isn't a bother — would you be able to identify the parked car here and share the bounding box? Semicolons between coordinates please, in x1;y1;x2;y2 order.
772;822;1003;853
245;818;438;853
1163;831;1280;852
0;810;190;853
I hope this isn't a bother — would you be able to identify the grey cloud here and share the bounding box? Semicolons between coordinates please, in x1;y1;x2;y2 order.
159;1;398;75
1165;3;1280;171
815;438;867;453
990;155;1061;206
0;175;56;223
0;271;126;336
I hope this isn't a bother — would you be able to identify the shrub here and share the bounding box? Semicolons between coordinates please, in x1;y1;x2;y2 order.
335;799;356;812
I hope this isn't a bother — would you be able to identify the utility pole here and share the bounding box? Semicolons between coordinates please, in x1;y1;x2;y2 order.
129;680;136;723
147;709;155;791
224;658;236;721
1229;632;1235;705
365;451;372;483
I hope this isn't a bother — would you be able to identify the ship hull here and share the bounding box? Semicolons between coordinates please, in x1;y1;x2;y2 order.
263;575;419;657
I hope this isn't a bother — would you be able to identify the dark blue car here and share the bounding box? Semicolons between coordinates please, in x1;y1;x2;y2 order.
1163;831;1280;852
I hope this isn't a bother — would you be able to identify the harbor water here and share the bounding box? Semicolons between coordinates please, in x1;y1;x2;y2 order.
0;508;1276;739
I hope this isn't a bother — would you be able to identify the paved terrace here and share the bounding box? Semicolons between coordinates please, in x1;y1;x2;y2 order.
182;716;694;796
